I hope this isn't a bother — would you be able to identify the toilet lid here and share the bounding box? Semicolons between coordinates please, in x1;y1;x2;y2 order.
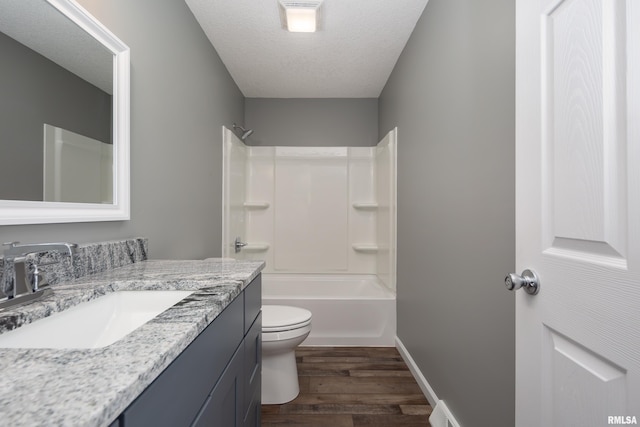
262;305;312;332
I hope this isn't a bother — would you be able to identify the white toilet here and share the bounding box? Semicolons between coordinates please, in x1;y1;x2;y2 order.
261;305;312;405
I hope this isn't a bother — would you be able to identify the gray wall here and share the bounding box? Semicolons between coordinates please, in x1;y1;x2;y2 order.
0;0;244;260
0;31;111;202
244;98;378;146
378;0;515;426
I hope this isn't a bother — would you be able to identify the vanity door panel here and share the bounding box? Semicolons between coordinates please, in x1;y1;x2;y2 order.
121;294;243;427
192;344;244;427
243;312;262;427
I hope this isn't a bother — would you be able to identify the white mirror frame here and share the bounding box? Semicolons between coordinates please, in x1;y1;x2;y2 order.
0;0;130;225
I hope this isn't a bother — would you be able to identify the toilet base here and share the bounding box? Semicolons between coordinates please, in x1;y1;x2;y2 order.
262;326;311;405
262;347;300;404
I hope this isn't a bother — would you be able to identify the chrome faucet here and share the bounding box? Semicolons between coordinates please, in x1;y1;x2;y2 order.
1;242;77;311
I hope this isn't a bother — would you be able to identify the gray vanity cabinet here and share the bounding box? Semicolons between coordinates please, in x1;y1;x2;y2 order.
118;275;262;427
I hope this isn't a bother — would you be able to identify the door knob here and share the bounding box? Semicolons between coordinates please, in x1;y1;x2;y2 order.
505;269;540;295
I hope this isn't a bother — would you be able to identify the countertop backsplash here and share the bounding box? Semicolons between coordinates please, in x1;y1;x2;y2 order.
0;237;148;291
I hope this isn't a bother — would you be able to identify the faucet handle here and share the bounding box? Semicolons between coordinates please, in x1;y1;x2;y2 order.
30;263;49;293
28;258;64;292
21;256;66;294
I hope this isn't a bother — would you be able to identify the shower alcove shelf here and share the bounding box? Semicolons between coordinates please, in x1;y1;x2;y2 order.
352;202;379;210
243;202;270;209
352;244;379;253
352;203;380;253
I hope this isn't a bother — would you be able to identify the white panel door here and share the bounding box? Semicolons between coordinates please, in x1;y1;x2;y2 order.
516;0;640;426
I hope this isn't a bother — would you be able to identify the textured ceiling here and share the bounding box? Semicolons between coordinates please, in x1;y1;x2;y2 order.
185;0;428;98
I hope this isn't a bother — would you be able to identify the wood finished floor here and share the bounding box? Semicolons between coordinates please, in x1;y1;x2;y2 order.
261;347;432;427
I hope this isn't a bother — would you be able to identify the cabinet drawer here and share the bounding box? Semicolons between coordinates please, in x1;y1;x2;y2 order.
244;275;261;335
122;294;244;427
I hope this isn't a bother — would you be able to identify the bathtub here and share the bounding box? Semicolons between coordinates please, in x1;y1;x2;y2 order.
261;274;396;346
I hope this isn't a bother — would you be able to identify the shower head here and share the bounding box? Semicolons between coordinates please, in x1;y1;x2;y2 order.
232;123;254;141
242;129;254;140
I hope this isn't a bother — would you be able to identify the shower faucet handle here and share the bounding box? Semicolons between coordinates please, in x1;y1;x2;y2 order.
234;237;248;253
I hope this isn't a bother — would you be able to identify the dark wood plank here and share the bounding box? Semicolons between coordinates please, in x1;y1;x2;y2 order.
349;369;414;377
261;414;354;427
261;405;282;415
278;403;402;415
298;362;410;372
400;404;433;416
308;376;425;395
298;376;311;393
300;356;379;363
290;393;429;406
297;367;351;377
353;414;432;427
296;347;403;358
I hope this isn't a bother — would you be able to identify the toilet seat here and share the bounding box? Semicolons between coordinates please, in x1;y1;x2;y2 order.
262;305;312;332
262;323;312;342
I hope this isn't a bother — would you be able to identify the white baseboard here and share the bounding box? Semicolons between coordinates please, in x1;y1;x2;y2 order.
395;336;461;427
395;336;438;406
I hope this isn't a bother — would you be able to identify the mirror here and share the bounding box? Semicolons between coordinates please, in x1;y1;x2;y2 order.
0;0;129;225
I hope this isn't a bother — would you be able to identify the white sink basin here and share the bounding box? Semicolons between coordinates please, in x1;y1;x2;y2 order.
0;291;193;349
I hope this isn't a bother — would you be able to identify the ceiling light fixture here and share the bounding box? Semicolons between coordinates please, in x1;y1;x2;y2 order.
278;0;323;33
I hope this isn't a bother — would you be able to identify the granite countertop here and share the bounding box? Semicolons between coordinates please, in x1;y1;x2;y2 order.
0;258;265;427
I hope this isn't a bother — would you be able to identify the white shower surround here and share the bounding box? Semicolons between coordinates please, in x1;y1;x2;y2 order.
222;127;397;346
242;131;396;286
